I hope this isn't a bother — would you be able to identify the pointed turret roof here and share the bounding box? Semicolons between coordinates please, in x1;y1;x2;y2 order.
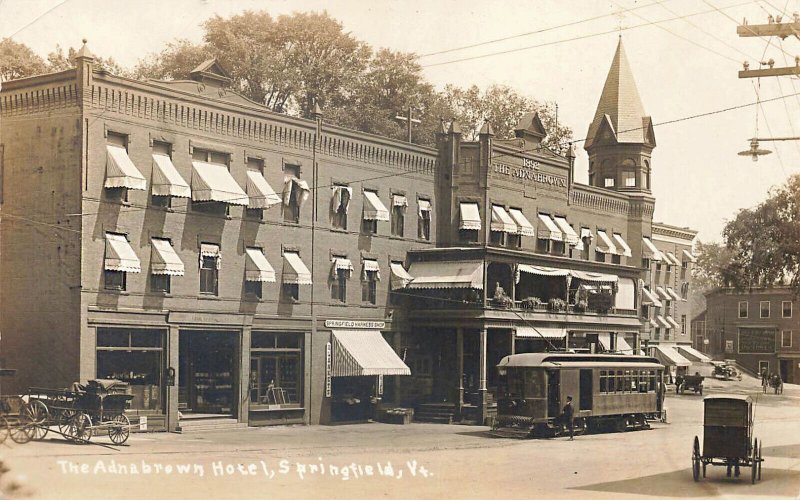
585;39;653;149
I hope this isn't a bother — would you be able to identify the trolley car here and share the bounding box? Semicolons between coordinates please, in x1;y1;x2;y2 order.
492;353;665;438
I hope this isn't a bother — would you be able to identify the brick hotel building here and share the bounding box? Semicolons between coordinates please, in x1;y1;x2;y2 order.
0;39;696;429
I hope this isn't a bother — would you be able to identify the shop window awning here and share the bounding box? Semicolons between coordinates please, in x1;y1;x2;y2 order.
459;202;481;230
649;318;659;328
390;263;413;290
675;345;711;363
613;233;633;257
651;345;691;367
331;330;410;376
105;233;141;273
150;238;184;276
491;206;517;233
363;191;390;221
575;227;592;252
682;249;697;263
151;154;190;197
666;287;682;301
392;194;408;207
106;145;146;190
570;269;618;283
518;264;570;277
666;316;681;330
656;286;672;301
362;259;381;281
665;252;682;266
246;170;282;208
642;286;663;307
553;216;580;245
508;209;535;237
407;260;483;289
515;326;567;338
616;336;634;355
642;237;663;261
283;252;312;285
537;214;563;241
191;161;248;205
245;248;276;282
656;315;672;329
418;199;431;217
595;230;618;254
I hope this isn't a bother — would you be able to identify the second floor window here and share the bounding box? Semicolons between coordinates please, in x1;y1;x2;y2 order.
104;270;126;291
330;258;352;303
331;185;351;230
104;232;140;292
418;199;431;240
362;262;380;305
738;301;748;318
391;194;407;237
783;301;793;318
760;301;770;318
199;244;220;295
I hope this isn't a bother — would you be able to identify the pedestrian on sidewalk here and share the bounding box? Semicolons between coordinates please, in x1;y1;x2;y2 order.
561;396;575;440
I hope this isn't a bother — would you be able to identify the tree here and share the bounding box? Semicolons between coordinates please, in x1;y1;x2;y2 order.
689;241;737;315
132;40;212;82
0;38;47;82
46;44;128;76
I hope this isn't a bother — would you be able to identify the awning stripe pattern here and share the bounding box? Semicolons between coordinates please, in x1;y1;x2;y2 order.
665;252;682;266
392;194;408;207
656;286;672;301
642;237;663;261
491;205;517;233
283;252;312;285
675;345;711;363
666;316;681;330
105;233;141;273
151;154;190;197
515;326;566;338
331;330;410;376
613;233;633;257
246;170;282;208
666;287;682;301
595;230;618;254
508;208;535;236
570;270;618;283
245;248;276;282
553;216;580;245
407;260;483;289
459;202;481;230
362;259;381;281
191;161;248;205
106;145;146;190
331;258;354;279
199;243;221;269
642;286;663;307
517;264;570;277
150;238;184;276
390;263;413;290
682;249;697;263
652;345;691;367
537;214;563;241
363;191;390;221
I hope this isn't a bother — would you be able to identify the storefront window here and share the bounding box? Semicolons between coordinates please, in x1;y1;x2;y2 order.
96;328;165;411
250;332;303;408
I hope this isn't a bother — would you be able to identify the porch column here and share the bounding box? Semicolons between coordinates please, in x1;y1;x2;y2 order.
166;325;179;432
478;327;488;425
457;327;464;418
510;329;516;355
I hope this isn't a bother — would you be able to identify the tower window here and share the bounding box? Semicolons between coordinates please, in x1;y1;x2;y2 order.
623;171;636;187
604;177;615;188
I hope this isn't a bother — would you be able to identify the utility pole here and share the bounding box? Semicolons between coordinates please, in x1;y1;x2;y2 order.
394;108;421;143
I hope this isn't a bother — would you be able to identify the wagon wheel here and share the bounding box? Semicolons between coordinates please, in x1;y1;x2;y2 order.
58;409;77;439
67;413;92;444
108;414;130;445
10;413;33;444
751;438;758;484
23;400;49;441
0;416;9;444
758;440;762;481
692;436;701;482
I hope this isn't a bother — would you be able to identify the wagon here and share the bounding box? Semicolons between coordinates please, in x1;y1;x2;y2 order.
677;374;704;395
0;368;38;444
692;395;763;483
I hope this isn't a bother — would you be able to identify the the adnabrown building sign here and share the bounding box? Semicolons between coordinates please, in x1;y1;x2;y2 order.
492;161;567;187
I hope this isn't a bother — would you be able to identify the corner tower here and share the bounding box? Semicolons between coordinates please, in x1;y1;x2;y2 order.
585;38;655;192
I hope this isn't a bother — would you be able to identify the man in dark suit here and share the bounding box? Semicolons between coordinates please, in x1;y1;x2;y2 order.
562;396;575;440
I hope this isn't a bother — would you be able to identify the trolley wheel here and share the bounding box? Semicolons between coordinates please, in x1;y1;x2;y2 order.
58;409;76;440
614;418;627;433
758;440;762;481
108;414;130;445
67;413;92;444
692;436;701;482
23;400;49;441
751;439;758;484
10;413;33;444
0;416;9;444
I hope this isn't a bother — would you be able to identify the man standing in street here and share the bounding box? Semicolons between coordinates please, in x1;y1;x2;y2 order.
562;396;575;440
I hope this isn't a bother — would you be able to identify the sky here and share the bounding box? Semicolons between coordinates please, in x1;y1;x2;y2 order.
2;0;799;242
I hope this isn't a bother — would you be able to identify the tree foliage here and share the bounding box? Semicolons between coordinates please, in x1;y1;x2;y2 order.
0;38;47;82
46;44;128;75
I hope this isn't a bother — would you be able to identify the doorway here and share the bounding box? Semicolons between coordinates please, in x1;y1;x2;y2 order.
579;369;593;411
780;360;791;383
179;330;238;416
758;360;769;377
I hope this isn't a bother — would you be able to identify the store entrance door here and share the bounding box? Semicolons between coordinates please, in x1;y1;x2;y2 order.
179;330;238;416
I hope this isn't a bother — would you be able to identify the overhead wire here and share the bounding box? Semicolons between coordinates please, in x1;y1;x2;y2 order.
4;0;70;39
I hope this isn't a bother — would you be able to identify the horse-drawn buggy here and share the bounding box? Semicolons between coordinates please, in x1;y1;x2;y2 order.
26;379;134;445
692;395;763;483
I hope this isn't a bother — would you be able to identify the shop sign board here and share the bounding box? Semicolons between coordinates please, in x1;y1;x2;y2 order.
325;320;386;329
738;328;776;354
325;342;332;398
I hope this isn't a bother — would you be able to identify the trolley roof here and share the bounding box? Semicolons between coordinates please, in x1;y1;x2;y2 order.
703;394;753;403
497;353;663;369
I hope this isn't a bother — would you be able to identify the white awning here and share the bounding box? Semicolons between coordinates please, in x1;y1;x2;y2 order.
459;202;481;230
105;145;146;190
613;233;633;257
105;233;141;273
656;315;672;329
283;177;311;207
390;263;413;290
331;257;354;278
362;259;381;281
151;154;190;197
418;199;431;217
508;208;535;237
515;326;567;338
571;270;618;283
246;170;282;208
597;333;612;351
675;345;711;363
665;252;682;266
616;336;634;355
682;249;697;263
666;316;681;330
407;260;483;289
200;243;220;258
649;318;659;328
191;161;248;205
490;206;517;233
642;237;663;261
392;194;408;207
651;345;691;367
283;252;312;285
614;278;636;309
518;264;570;277
331;330;410;376
575;227;592;252
666;287;682;301
553;216;580;245
363;191;390;221
642;286;663;307
245;248;276;282
595;230;618;254
537;214;563;241
150;238;184;276
656;286;672;301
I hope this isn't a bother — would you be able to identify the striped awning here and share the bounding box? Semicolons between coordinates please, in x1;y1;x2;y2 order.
459;202;481;230
665;252;682;266
363;191;390;221
642;237;663;261
553;216;580;245
613;233;633;257
331;330;410;376
245;248;276;282
642;286;663;307
537;214;563;241
407;260;483;289
106;145;146;190
362;259;381;281
656;315;672;329
515;326;567;338
656;286;672;301
105;233;141;273
151;154;190;197
682;249;697;263
675;345;711;363
491;205;517;233
666;316;681;330
508;209;535;237
331;258;354;278
616;336;634;355
518;264;570;277
667;287;682;301
392;194;408;207
246;170;282;208
651;345;691;367
595;230;618;254
150;238;184;276
191;161;248;205
571;270;618;283
283;252;312;285
390;262;413;290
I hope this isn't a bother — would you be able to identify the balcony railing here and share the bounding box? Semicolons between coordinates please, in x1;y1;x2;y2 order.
408;297;637;316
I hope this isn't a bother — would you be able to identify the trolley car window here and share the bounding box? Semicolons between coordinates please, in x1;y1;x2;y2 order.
506;370;524;398
525;370;546;398
600;370;607;393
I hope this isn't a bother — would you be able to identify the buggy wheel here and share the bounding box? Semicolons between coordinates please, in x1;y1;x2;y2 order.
10;414;33;444
692;436;701;482
58;409;76;439
758;440;762;480
751;439;758;484
0;416;9;444
108;414;130;445
23;400;49;441
68;413;92;444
